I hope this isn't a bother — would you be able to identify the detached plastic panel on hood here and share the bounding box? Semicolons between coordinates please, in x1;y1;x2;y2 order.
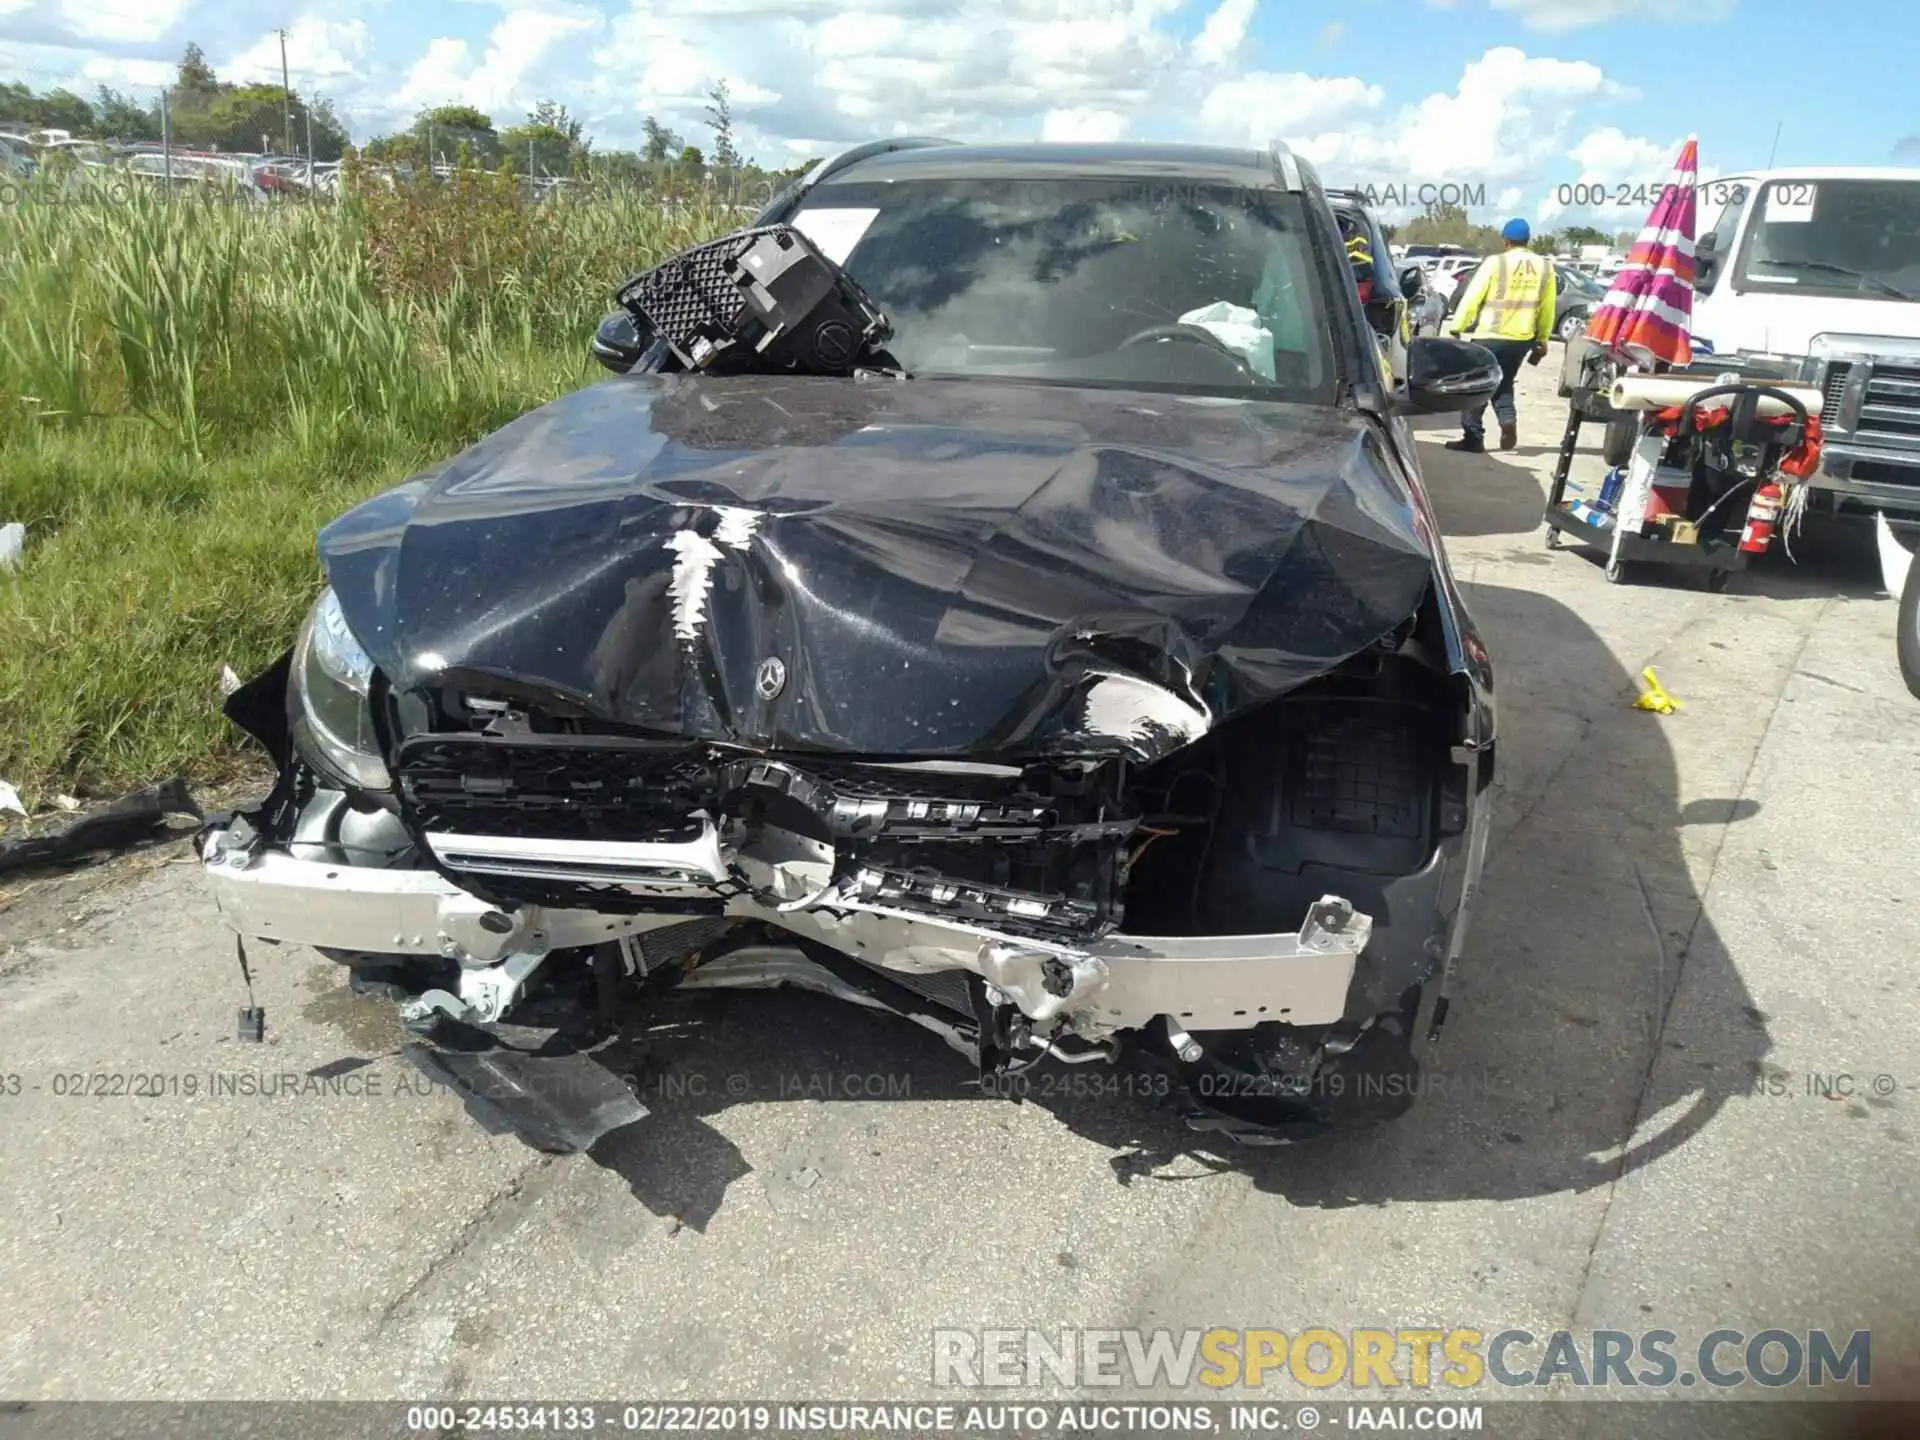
316;374;1439;762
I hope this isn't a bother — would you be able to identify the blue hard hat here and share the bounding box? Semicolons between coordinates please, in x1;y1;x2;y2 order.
1502;217;1531;244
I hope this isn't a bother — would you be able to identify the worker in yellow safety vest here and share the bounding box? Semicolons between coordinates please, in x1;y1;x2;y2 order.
1445;217;1557;454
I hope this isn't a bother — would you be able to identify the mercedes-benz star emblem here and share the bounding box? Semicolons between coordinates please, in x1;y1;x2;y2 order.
755;657;787;699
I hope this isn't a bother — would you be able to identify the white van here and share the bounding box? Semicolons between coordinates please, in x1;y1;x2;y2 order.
1689;167;1920;517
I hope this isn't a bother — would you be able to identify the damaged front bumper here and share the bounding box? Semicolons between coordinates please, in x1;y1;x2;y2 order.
200;814;1372;1040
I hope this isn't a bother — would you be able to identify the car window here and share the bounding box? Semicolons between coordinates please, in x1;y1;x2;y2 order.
798;175;1337;400
1733;178;1920;300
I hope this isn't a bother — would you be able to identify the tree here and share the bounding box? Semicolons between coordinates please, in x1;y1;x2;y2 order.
1561;224;1608;248
641;116;682;165
501;100;585;178
527;100;583;146
677;143;705;180
703;81;741;173
200;84;302;155
414;105;499;167
177;42;220;97
363;131;425;166
94;86;160;142
588;148;651;186
1396;200;1503;254
31;88;95;134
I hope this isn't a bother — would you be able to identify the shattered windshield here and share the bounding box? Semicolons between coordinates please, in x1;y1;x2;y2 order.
790;175;1336;399
1736;178;1920;302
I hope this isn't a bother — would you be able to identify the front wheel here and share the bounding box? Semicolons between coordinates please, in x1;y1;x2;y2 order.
1899;549;1920;699
1557;309;1588;343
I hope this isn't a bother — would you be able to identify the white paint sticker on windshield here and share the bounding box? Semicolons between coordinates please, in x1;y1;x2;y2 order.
792;207;880;265
1766;181;1818;223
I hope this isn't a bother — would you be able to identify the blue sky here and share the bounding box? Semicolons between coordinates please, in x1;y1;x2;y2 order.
3;0;1915;227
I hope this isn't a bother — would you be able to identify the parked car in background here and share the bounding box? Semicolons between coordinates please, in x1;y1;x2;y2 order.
1552;264;1608;341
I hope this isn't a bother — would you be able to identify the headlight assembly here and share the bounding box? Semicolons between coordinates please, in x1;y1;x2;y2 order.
290;587;391;791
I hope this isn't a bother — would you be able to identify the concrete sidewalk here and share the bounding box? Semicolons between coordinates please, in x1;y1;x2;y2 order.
1;359;1914;1402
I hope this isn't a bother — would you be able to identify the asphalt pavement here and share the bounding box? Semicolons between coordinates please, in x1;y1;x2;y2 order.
1;357;1915;1406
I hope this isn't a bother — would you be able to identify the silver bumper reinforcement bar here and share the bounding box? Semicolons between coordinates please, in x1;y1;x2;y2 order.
201;825;1369;1033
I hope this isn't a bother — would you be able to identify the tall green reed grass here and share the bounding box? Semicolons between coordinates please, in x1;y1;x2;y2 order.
0;171;739;796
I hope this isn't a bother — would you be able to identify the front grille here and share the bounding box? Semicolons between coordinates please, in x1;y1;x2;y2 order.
1856;364;1920;442
398;737;715;841
395;731;1133;937
1821;363;1853;425
1848;460;1920;488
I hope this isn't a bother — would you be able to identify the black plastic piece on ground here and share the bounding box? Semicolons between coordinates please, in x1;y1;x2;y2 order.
0;775;204;876
236;1007;266;1043
402;1042;649;1154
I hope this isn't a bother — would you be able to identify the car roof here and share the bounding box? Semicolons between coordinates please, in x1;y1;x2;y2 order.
824;140;1316;191
1715;166;1920;184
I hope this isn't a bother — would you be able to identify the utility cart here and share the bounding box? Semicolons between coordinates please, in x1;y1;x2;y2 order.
1543;351;1821;589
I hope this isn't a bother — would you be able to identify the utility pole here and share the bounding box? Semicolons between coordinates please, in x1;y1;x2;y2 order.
304;97;313;190
278;28;293;156
160;87;172;195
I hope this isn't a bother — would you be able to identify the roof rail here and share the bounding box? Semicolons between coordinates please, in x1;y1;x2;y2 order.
1266;139;1302;192
791;136;962;199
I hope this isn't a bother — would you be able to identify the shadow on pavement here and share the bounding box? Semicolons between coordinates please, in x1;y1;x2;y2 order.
1415;444;1549;540
314;575;1769;1216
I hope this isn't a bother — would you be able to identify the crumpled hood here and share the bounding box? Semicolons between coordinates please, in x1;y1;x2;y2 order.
318;372;1442;761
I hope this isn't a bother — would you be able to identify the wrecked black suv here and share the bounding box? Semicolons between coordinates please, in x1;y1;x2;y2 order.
201;140;1503;1149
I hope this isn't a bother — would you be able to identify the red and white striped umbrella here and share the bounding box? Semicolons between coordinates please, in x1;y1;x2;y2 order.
1585;136;1698;368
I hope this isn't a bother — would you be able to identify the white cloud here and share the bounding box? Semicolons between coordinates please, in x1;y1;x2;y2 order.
1196;45;1623;225
1490;0;1735;28
1191;0;1255;66
225;18;372;89
388;7;601;120
54;0;191;45
1536;125;1686;224
1041;105;1128;141
1197;73;1383;147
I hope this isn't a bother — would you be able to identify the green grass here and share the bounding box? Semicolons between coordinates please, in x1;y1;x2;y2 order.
0;169;737;801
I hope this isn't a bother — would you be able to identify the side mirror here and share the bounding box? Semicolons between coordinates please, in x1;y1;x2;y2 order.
1399;336;1503;413
1397;264;1426;299
592;309;652;373
1696;232;1721;291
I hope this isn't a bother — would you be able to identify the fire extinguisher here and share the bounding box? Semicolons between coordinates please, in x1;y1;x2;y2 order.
1740;481;1784;555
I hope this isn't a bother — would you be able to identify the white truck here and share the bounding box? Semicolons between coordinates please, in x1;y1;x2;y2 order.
1687;167;1920;520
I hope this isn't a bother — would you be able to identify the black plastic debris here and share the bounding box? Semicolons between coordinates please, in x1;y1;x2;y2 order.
0;775;203;876
616;223;893;376
403;1042;649;1154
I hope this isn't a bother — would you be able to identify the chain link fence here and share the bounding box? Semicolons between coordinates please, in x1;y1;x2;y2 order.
0;79;787;214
